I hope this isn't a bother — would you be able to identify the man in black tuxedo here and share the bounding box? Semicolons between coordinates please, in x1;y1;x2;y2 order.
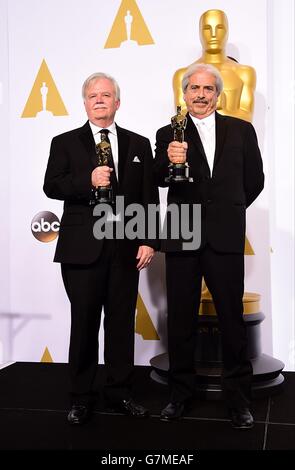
44;72;159;424
153;63;264;429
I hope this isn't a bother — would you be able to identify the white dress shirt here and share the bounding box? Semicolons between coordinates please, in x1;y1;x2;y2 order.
190;113;216;176
89;120;119;180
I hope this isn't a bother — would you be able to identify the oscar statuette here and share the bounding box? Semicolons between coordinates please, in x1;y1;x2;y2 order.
165;106;193;183
89;131;113;205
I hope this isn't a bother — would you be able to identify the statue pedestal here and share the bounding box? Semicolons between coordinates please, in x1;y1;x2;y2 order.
120;40;138;48
150;292;285;399
36;110;53;117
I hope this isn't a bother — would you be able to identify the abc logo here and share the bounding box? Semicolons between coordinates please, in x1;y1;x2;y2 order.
31;211;60;243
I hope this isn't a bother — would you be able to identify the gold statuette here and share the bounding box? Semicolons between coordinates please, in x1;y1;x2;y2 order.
89;131;113;205
165;106;193;183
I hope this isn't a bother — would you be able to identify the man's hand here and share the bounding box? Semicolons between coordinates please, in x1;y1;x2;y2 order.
136;245;155;270
167;141;188;164
91;166;113;187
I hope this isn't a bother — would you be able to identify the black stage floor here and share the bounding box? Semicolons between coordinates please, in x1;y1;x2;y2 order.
0;363;294;460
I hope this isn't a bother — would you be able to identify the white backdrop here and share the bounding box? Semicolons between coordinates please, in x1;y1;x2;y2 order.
0;0;294;370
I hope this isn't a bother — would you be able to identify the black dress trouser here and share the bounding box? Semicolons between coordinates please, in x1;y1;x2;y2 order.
61;239;139;405
165;245;252;409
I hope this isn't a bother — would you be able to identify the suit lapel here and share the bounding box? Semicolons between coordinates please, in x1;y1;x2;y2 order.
185;114;208;168
213;112;228;170
116;124;130;185
185;112;228;173
78;121;97;168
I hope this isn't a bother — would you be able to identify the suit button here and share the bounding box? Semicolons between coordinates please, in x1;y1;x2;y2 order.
207;199;212;204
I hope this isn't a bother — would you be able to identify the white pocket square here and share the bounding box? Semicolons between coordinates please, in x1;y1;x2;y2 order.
132;156;141;163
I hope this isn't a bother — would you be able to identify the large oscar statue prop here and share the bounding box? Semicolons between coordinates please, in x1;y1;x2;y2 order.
89;132;113;205
172;9;256;122
165;106;193;183
151;9;284;398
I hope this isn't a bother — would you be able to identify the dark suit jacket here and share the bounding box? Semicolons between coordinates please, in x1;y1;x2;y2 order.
153;112;264;253
44;121;159;264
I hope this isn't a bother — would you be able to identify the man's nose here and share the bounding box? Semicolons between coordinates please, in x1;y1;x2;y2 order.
197;88;205;98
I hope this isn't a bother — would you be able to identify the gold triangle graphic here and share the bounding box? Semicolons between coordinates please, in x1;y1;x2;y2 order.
245;236;255;255
40;346;53;363
21;59;68;117
104;0;154;49
135;294;159;340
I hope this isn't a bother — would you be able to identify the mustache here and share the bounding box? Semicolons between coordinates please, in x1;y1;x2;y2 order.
193;99;208;104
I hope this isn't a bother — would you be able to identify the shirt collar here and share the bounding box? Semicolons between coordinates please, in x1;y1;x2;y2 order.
88;120;117;137
190;112;215;130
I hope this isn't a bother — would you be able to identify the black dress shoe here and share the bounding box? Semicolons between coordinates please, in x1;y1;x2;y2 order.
107;398;149;418
160;402;185;421
229;408;254;430
67;404;90;425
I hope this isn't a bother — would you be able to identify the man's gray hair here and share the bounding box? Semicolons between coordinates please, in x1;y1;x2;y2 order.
182;63;223;96
82;72;121;100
